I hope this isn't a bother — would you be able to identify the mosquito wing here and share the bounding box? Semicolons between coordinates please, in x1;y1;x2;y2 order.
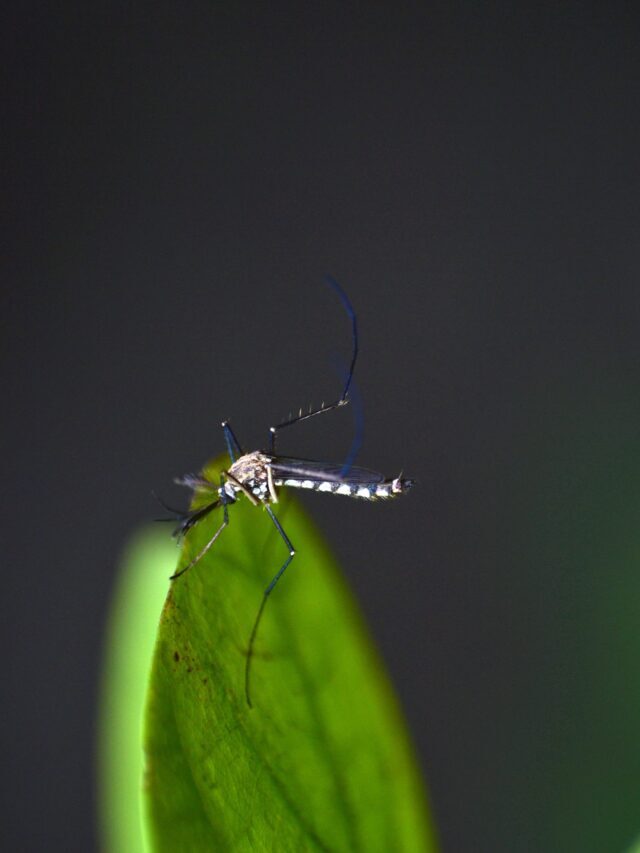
270;456;385;484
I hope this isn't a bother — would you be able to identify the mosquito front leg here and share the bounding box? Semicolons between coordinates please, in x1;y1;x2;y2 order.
170;474;230;579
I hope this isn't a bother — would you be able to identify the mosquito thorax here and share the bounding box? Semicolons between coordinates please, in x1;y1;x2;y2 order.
228;451;272;484
223;450;276;503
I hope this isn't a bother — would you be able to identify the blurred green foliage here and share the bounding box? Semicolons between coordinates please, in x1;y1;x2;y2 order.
98;529;176;853
499;386;640;853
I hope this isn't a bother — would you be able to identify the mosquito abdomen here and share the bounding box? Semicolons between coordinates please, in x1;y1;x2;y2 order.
273;477;413;500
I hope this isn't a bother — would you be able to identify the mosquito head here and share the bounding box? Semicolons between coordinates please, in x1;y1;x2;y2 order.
220;482;237;503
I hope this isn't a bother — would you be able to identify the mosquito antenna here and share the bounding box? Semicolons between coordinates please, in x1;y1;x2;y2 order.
325;275;358;402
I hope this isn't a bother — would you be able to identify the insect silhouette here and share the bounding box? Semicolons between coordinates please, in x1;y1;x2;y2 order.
158;278;414;707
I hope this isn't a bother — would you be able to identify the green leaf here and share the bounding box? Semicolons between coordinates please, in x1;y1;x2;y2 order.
143;457;436;852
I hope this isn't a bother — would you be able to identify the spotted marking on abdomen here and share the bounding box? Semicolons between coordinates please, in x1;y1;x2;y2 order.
273;477;413;500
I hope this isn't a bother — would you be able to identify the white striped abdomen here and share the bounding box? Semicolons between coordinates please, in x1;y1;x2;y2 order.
273;477;412;500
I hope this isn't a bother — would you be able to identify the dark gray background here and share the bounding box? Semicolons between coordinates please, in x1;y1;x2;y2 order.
4;3;640;851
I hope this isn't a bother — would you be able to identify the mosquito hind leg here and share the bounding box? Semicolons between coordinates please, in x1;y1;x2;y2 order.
245;505;296;707
268;399;349;453
267;277;358;453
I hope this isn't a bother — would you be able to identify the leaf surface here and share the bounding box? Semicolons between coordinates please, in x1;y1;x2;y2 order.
143;456;436;852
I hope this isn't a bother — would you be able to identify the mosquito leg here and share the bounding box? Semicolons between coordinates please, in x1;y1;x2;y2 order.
268;399;349;453
267;277;358;453
221;420;243;464
325;275;358;400
245;505;296;707
170;475;230;579
172;500;221;538
337;370;363;477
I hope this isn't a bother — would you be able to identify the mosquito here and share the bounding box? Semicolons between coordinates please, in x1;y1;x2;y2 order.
159;278;414;707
